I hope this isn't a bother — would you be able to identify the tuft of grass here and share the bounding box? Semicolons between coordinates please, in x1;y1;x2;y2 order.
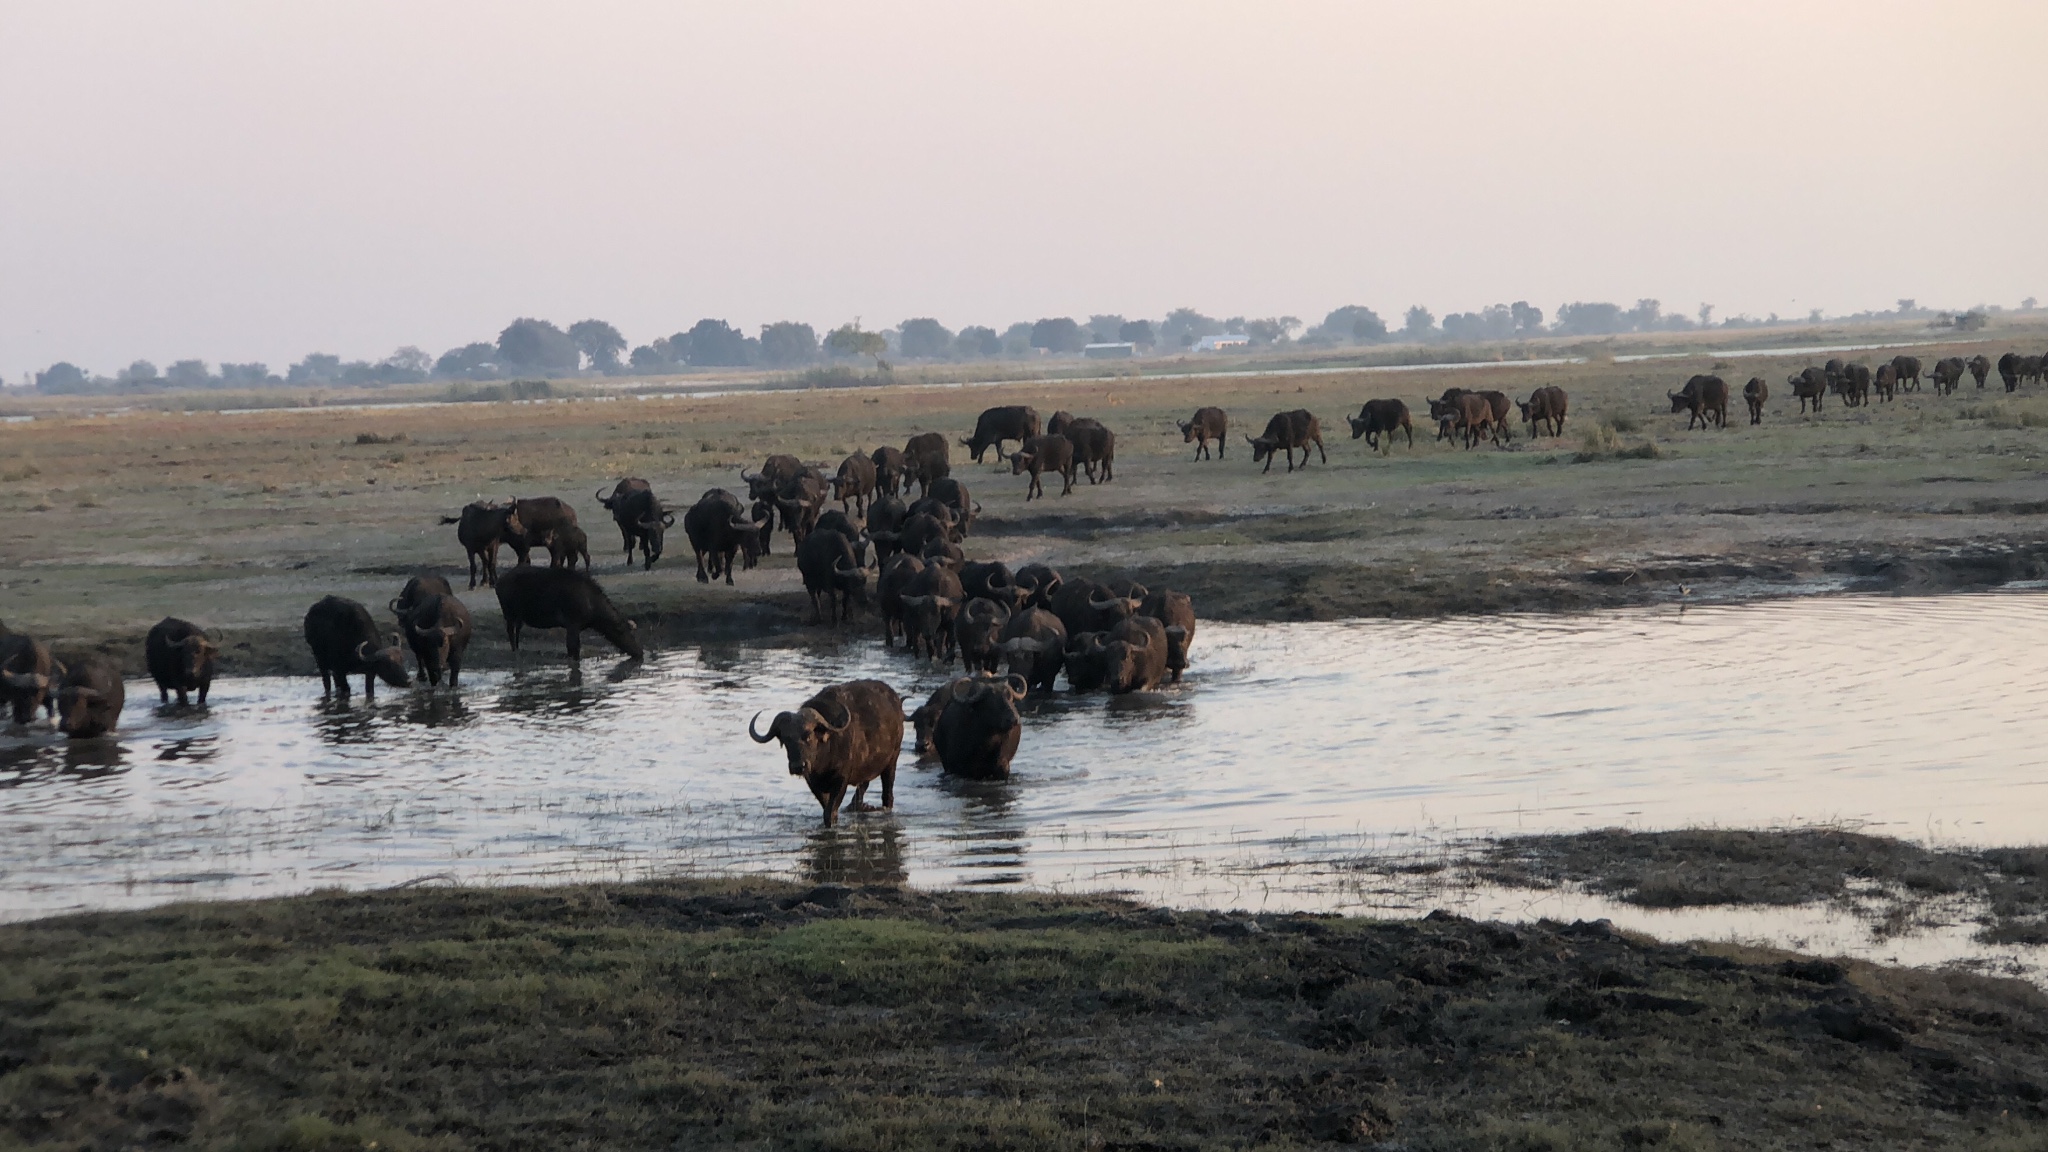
0;462;38;482
354;431;407;445
1572;421;1660;463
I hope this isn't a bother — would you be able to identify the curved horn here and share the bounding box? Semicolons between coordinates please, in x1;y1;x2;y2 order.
949;678;976;703
740;467;760;482
388;597;406;614
662;512;676;526
1089;592;1122;610
1244;434;1256;445
355;640;372;660
1126;629;1152;650
595;487;612;502
729;515;755;530
748;710;782;744
1004;673;1028;697
815;699;853;732
836;557;860;575
0;671;43;691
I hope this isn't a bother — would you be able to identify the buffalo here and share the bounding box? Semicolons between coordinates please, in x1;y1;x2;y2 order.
1347;399;1414;453
873;511;951;562
1179;407;1228;459
774;469;831;551
1998;352;2021;392
1050;577;1140;638
898;561;966;662
1067;615;1175;694
596;479;674;570
390;574;453;619
869;445;906;498
962;405;1041;463
960;561;1024;612
931;672;1029;779
1439;393;1500;449
1517;387;1568;439
684;488;763;585
1930;357;1965;396
1248;409;1327;473
741;454;806;504
1014;563;1062;610
955;597;1013;673
53;653;124;738
902;431;951;497
1062;418;1116;483
1062;631;1107;691
0;630;59;723
1010;433;1076;499
546;522;592;570
908;679;953;756
400;591;471;687
1968;354;1991;390
876;553;926;646
995;606;1067;692
144;617;218;706
1743;377;1768;425
1046;410;1078;437
927;475;979;537
866;495;909;562
1670;375;1729;430
1824;358;1847;393
303;595;410;700
1789;367;1827;413
831;453;878;514
503;496;579;567
494;565;643;661
1137;588;1196;682
749;679;904;826
798;528;868;625
1891;355;1922;391
1839;363;1872;407
441;501;524;589
1873;363;1897;403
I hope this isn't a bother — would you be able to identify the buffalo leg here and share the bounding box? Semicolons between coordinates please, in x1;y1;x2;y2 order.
448;653;461;689
1315;437;1327;465
818;782;848;827
695;548;710;584
467;550;480;590
845;780;878;813
505;620;521;651
566;628;581;662
159;685;170;704
176;688;189;706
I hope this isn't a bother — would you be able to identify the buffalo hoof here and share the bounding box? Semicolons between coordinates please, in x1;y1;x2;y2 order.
843;800;882;814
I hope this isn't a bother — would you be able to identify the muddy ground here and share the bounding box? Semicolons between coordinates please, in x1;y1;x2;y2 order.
5;329;2048;675
4;879;2048;1150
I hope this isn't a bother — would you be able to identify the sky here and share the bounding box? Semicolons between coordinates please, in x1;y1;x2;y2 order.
2;1;2045;380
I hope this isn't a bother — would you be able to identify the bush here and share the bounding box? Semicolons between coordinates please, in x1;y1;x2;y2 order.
1572;421;1661;463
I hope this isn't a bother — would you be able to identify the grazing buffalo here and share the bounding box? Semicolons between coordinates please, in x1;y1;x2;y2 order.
596;479;674;570
898;561;966;662
1891;355;1922;391
1179;407;1228;459
401;591;471;687
441;501;524;588
0;630;59;723
831;453;877;515
1930;357;1965;396
1010;433;1077;499
546;522;592;570
303;596;410;701
502;497;579;567
1440;392;1500;449
1347;399;1414;453
903;432;951;496
1014;563;1063;610
962;405;1041;463
1968;354;1992;390
877;553;925;646
494;566;643;661
1517;387;1568;439
1670;375;1729;429
1789;367;1828;413
1137;588;1196;682
1050;578;1140;638
1743;378;1769;425
1999;352;2022;392
932;673;1029;779
390;574;453;619
750;679;904;826
797;528;867;625
996;607;1067;692
684;489;763;585
1873;363;1897;403
144;617;218;706
1248;409;1327;473
955;597;1013;673
53;653;124;738
1063;418;1116;483
869;445;907;498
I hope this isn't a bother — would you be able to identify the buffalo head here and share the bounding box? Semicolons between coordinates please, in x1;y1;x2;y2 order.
749;698;854;777
355;634;413;688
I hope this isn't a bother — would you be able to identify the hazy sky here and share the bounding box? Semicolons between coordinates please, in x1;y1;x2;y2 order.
3;1;2044;379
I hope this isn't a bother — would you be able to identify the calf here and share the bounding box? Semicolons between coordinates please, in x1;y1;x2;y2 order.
749;679;904;826
546;522;592;570
1347;399;1414;453
955;597;1013;673
494;566;643;661
1743;377;1768;425
1009;433;1076;499
1178;406;1228;459
53;653;124;738
1247;409;1327;473
402;592;472;687
932;673;1029;780
441;501;524;588
144;617;218;706
303;595;411;701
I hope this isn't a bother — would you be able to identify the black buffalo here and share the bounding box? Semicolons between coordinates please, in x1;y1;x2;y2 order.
494;566;643;661
1050;577;1140;638
1347;399;1413;453
1138;588;1196;682
145;617;218;706
996;606;1067;692
684;488;763;585
1248;410;1327;473
902;432;951;497
932;673;1029;779
1179;407;1228;460
954;597;1013;674
962;405;1041;463
877;553;925;646
1670;375;1729;429
0;630;59;723
1063;418;1116;483
1014;563;1063;610
798;528;868;625
1789;367;1828;413
898;562;965;662
54;653;124;738
303;596;410;700
502;496;579;567
869;445;906;498
401;591;472;687
1743;378;1768;425
441;501;524;589
596;479;674;570
1010;433;1076;499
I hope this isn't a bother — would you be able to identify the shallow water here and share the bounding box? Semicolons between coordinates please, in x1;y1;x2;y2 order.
4;593;2046;967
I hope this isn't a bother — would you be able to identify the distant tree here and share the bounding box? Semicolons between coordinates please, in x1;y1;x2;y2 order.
567;319;627;373
287;354;342;384
824;322;887;363
1807;308;1823;324
1440;305;1513;342
1696;303;1714;329
1896;299;1917;315
1160;308;1219;348
497;318;581;374
434;343;498;377
628;344;670;372
1305;305;1384;344
118;360;160;385
2024;297;2040;311
381;346;433;378
1551;302;1626;336
1030;317;1086;353
684;319;752;367
1243;316;1301;345
1402;306;1436;340
1954;310;1990;331
1624;299;1662;331
658;332;692;365
1118;319;1155;347
1000;322;1035;356
757;321;819;366
1086;314;1126;344
34;362;89;393
898;318;953;359
165;360;211;388
1510;301;1545;334
955;325;1002;358
218;362;271;387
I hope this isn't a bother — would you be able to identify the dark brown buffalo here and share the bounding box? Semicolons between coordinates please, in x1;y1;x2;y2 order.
996;606;1067;692
1743;377;1768;425
1062;418;1116;483
145;617;218;706
1046;410;1078;437
494;566;643;661
927;475;979;537
2025;355;2046;387
596;479;673;570
1838;363;1872;407
1891;355;1922;391
955;597;1013;673
1010;433;1076;499
797;528;867;625
1670;375;1729;430
1137;588;1196;682
1439;392;1500;449
831;453;877;514
1062;631;1108;691
303;596;410;700
898;562;965;662
774;470;831;550
1999;352;2021;392
959;561;1023;611
1873;363;1897;403
684;488;762;585
909;679;955;756
741;454;805;503
401;591;472;687
390;574;454;619
874;510;951;562
441;501;524;589
1517;387;1568;439
0;630;59;723
1179;406;1228;459
1789;367;1828;413
876;553;925;646
1014;563;1063;609
1049;577;1139;638
1347;399;1413;453
962;405;1041;463
546;522;592;570
1824;359;1847;393
1968;354;1991;390
902;431;951;496
53;653;124;738
501;496;579;567
1930;357;1965;396
749;679;904;827
932;672;1028;779
1069;615;1173;694
1248;409;1327;473
869;445;906;498
865;495;909;562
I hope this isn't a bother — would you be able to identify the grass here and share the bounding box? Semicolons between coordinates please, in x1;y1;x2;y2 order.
4;878;2048;1149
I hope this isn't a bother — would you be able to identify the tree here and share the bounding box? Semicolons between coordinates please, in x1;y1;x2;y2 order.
1402;306;1436;340
165;360;211;388
1160;308;1219;348
34;362;89;393
1000;322;1035;356
685;319;752;366
497;318;581;374
567;319;627;373
824;322;887;363
1242;316;1301;345
287;354;341;384
1086;314;1126;344
898;318;953;359
434;343;498;377
1441;305;1514;341
1551;302;1626;336
955;326;1002;358
628;344;671;372
1030;317;1086;353
219;362;271;387
118;360;160;385
1511;301;1545;334
759;321;819;366
1624;299;1662;331
1118;319;1155;347
381;346;433;378
1305;305;1385;344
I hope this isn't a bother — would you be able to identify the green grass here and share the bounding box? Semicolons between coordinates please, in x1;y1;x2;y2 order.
4;879;2048;1149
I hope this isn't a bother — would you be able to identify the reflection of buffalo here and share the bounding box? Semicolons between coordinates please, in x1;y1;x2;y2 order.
750;679;903;826
962;405;1040;463
932;673;1028;779
1248;410;1326;473
1347;399;1413;453
1178;407;1228;459
145;617;218;706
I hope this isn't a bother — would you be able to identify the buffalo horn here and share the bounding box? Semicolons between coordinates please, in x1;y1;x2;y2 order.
1003;673;1028;697
835;557;859;575
748;710;784;744
1125;630;1151;650
388;597;406;614
0;671;45;691
812;700;853;732
440;625;460;638
661;511;676;526
355;640;372;661
1165;625;1188;640
639;516;662;529
595;486;612;503
1088;592;1121;611
949;678;976;703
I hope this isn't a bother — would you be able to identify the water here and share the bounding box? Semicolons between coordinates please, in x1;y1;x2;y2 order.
4;594;2046;957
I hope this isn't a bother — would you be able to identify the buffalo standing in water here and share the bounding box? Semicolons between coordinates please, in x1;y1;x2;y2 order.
494;566;643;662
145;617;218;706
303;596;411;701
750;679;904;826
54;653;124;738
932;673;1029;779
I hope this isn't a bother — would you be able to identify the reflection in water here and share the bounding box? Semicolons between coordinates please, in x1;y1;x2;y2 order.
3;593;2048;950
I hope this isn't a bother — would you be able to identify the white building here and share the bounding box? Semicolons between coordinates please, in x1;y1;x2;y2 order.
1194;334;1251;352
1082;342;1135;359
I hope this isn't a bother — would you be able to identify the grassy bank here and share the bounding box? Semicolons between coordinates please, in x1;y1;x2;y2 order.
4;879;2047;1150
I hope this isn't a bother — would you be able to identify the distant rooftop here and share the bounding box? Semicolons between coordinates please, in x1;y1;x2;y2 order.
1194;334;1251;352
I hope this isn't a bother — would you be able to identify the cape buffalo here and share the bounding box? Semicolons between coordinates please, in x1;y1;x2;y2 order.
1518;387;1568;439
1050;578;1139;638
903;431;951;496
303;595;410;701
1999;352;2021;392
1248;410;1327;473
1873;363;1897;403
1096;614;1175;694
390;574;453;619
1891;355;1922;391
1138;588;1196;682
1789;367;1827;413
898;562;965;662
53;653;124;738
775;470;831;551
1743;378;1768;425
1838;363;1871;407
996;606;1067;692
1010;433;1076;500
494;566;643;661
145;617;218;706
1046;410;1078;437
1347;399;1414;453
1930;357;1965;396
908;679;956;756
927;475;979;537
1440;392;1500;449
596;479;674;570
869;445;906;498
866;495;909;562
831;453;877;514
798;527;868;625
1670;375;1729;430
932;673;1028;780
1015;563;1063;609
873;511;951;562
1063;631;1108;691
502;496;578;567
546;522;592;570
962;405;1041;463
1179;407;1228;459
441;501;524;589
402;592;471;687
684;488;762;585
750;679;904;826
960;561;1024;612
0;630;59;723
1968;354;1991;390
741;454;806;504
1062;418;1116;483
877;553;925;646
955;597;1013;674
